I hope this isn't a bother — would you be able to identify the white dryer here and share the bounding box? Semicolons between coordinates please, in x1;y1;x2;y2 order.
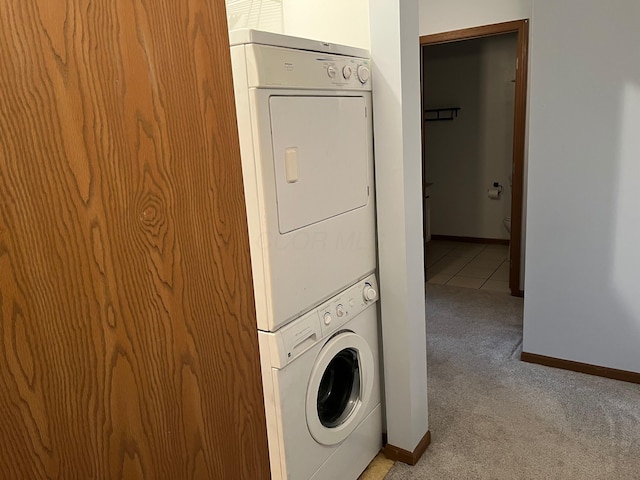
258;274;382;480
229;30;376;332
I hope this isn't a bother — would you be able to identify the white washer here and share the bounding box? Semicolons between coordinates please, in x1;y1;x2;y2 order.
230;30;376;332
258;274;382;480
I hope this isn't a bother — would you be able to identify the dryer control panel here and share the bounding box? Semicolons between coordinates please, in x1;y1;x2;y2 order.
244;44;372;91
261;273;379;369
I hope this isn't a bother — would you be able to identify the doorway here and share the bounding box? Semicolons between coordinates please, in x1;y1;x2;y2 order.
420;20;529;296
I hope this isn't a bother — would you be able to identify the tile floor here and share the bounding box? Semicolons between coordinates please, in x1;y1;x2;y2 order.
426;240;510;293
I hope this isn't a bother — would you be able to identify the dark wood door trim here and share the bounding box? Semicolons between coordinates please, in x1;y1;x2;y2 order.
521;352;640;385
420;20;527;45
420;19;529;296
420;42;428;278
384;430;432;465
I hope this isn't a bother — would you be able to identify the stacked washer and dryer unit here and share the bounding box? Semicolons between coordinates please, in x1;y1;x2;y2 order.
230;30;381;480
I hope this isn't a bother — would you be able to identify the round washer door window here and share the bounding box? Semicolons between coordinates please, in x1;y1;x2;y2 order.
306;332;375;446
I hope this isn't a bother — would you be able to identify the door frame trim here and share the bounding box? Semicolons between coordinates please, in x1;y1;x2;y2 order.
420;19;529;296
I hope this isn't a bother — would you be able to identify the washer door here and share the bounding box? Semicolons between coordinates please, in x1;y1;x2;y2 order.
306;331;375;446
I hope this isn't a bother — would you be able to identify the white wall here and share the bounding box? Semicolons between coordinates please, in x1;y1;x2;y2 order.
424;34;517;240
370;0;429;453
225;0;284;32
523;0;640;373
282;0;370;49
225;0;370;49
419;0;531;35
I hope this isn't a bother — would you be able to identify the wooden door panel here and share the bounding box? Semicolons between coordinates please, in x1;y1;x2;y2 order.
0;1;269;478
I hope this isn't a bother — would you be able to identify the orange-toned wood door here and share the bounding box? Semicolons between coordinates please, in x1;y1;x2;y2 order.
0;1;269;478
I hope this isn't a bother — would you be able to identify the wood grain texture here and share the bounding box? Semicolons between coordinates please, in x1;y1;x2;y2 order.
509;20;529;297
0;1;270;478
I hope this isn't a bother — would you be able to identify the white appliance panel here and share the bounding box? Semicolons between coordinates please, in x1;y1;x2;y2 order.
230;39;375;332
232;34;380;479
243;44;371;90
229;29;369;59
270;96;369;234
249;89;376;331
258;288;381;480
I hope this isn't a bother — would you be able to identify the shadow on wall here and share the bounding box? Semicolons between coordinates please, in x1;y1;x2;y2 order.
610;81;640;362
576;76;640;373
594;21;638;372
524;2;640;374
424;40;483;236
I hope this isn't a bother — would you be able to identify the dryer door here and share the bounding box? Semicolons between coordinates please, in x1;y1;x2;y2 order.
306;331;374;446
269;96;370;234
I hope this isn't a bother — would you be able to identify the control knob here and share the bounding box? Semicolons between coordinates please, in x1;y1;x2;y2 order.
327;65;337;78
323;312;332;326
342;65;353;79
357;65;370;84
363;283;377;302
336;304;345;318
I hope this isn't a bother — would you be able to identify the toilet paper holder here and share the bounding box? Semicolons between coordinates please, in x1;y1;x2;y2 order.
488;182;503;199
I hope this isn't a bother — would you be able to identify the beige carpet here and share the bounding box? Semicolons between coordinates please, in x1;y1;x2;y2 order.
381;284;640;479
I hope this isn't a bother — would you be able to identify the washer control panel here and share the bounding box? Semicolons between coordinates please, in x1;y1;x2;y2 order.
262;273;379;368
317;273;379;337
